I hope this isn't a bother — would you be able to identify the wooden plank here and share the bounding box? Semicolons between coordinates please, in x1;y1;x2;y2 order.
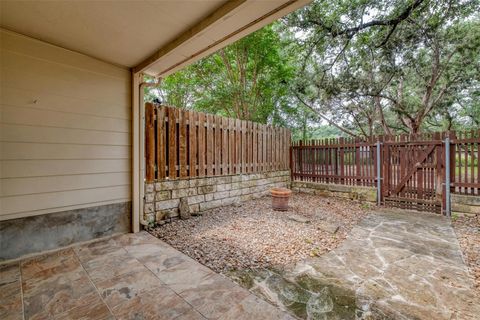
242;120;247;173
145;103;155;182
215;115;222;175
229;118;235;175
179;109;187;178
168;107;177;179
206;114;214;176
263;125;267;172
245;121;250;173
189;110;197;178
391;145;436;195
253;123;258;173
222;117;228;175
157;106;166;179
235;119;241;174
258;124;263;172
197;112;205;177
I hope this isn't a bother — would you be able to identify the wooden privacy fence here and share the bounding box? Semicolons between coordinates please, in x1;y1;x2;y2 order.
291;130;480;214
291;137;377;187
145;103;291;181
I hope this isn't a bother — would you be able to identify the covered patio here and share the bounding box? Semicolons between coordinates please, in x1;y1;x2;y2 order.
0;0;309;259
1;232;293;319
0;1;309;319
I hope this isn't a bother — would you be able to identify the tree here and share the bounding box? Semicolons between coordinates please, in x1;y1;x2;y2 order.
288;0;480;137
156;24;295;124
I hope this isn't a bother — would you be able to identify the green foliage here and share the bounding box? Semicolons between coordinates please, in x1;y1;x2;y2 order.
147;0;480;139
155;24;296;124
288;0;480;137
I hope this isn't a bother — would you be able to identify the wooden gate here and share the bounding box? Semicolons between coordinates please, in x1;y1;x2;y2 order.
381;134;445;213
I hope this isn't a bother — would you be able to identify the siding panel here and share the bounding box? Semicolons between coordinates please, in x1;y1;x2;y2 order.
0;29;131;221
1;172;130;196
0;105;130;132
1;142;130;160
2;185;130;215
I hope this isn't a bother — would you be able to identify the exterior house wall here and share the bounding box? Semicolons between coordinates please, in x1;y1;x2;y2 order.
0;29;132;260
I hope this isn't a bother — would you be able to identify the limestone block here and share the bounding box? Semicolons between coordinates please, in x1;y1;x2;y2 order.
155;199;180;210
242;188;251;195
241;194;254;202
231;182;242;189
172;188;197;199
145;193;154;203
155;211;168;222
200;200;222;211
179;197;190;220
190;204;200;215
155;191;171;201
187;195;205;204
167;209;179;218
229;189;242;197
189;178;207;187
214;191;230;200
452;194;480;206
218;176;232;184
217;184;232;192
145;183;154;193
144;203;154;213
221;197;236;206
198;185;216;194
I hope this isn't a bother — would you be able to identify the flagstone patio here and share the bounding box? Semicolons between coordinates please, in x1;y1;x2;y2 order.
0;232;293;320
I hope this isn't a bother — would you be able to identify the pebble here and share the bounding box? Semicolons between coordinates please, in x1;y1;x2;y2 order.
149;193;369;273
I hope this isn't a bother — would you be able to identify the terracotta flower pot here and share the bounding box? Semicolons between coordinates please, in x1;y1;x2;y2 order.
271;187;292;211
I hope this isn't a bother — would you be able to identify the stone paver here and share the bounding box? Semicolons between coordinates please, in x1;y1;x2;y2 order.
244;210;480;319
0;232;291;320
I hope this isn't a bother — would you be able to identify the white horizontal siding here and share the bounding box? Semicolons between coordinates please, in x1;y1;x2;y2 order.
0;105;130;132
0;86;131;119
2;185;130;215
1;172;130;197
1;142;130;160
1;123;129;145
0;29;132;221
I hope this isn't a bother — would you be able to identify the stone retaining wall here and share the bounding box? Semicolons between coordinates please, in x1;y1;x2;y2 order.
144;170;290;224
291;181;377;202
452;194;480;215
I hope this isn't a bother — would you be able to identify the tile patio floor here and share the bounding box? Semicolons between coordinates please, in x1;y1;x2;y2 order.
0;232;293;320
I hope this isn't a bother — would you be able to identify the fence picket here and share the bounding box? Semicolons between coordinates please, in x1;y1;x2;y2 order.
198;112;205;177
157;106;166;179
179;110;187;178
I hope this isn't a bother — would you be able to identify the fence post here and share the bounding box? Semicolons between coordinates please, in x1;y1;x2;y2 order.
376;141;382;206
289;141;293;182
444;136;451;216
145;103;156;182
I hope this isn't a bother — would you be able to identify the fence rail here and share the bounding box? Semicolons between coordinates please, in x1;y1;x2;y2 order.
145;103;291;182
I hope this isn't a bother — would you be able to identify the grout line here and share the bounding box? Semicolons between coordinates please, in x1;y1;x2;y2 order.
19;263;25;320
72;249;118;320
119;235;208;319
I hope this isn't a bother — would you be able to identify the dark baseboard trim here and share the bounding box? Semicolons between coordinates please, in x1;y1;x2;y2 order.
0;201;131;261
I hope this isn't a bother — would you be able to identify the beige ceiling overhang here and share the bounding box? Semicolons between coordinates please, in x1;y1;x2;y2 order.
0;0;311;77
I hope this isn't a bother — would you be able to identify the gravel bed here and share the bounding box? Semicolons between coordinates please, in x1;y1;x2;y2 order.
149;193;370;273
452;213;480;291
